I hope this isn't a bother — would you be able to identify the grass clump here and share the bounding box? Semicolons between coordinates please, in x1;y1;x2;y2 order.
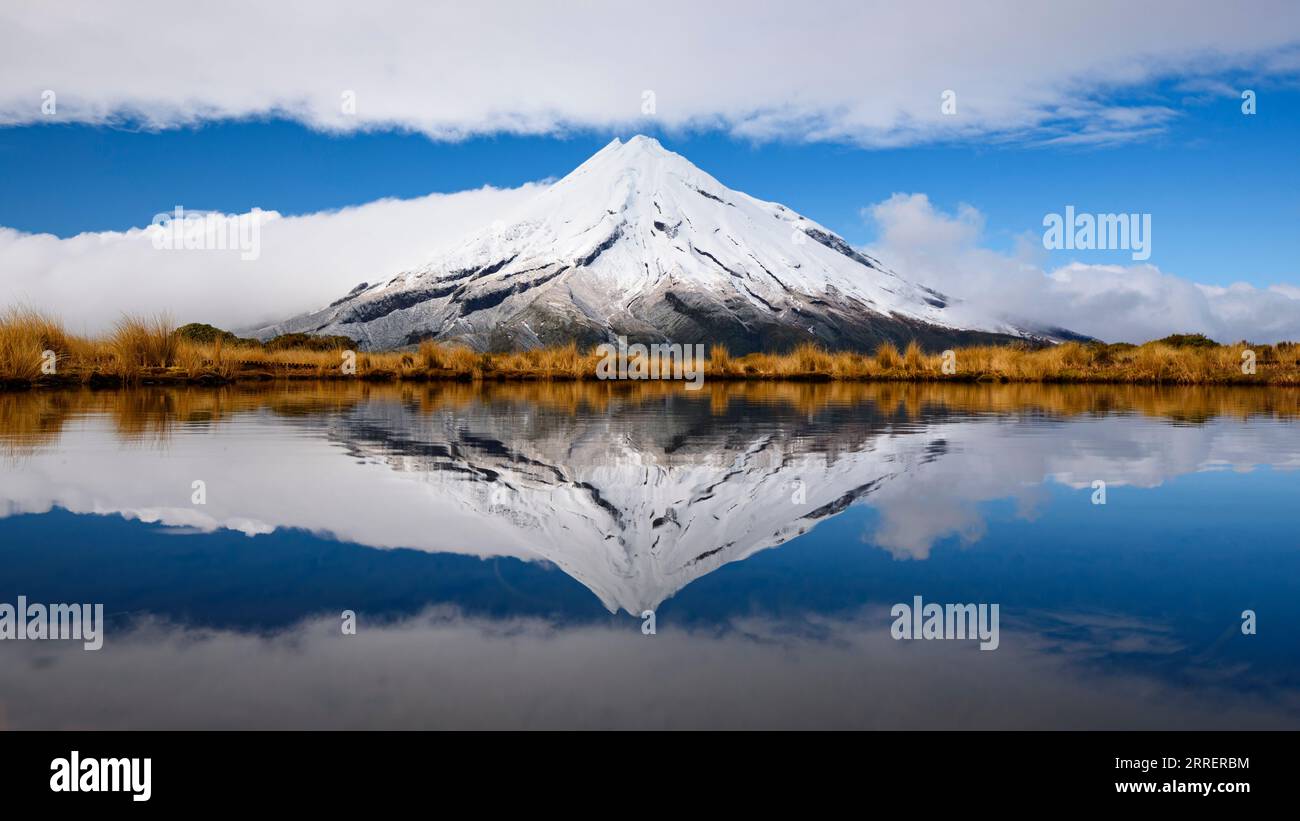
0;307;64;381
110;314;180;374
902;340;926;372
874;342;901;371
708;344;735;376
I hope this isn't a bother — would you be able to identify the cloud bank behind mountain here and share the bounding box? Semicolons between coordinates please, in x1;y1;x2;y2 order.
3;184;1297;343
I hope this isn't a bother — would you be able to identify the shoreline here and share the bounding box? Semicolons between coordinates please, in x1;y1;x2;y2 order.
4;367;1298;391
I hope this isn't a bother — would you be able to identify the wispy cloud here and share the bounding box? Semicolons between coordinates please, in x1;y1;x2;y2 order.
1;1;1297;147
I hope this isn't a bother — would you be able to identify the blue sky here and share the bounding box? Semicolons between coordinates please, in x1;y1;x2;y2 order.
2;83;1295;287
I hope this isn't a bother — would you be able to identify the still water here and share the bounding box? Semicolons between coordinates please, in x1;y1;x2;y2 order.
1;381;1297;728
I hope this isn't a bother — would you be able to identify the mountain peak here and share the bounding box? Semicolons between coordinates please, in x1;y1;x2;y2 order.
253;141;1071;352
600;134;669;155
535;136;725;242
557;134;708;200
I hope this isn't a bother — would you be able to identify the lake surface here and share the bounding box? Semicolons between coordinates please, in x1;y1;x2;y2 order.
1;381;1297;729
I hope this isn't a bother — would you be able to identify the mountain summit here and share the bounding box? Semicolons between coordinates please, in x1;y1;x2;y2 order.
254;136;1068;351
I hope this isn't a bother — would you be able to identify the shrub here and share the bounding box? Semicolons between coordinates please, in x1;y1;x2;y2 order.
265;332;357;352
1155;333;1219;349
177;323;233;344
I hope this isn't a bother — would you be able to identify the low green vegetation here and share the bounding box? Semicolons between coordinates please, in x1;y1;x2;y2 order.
175;322;260;347
264;332;358;352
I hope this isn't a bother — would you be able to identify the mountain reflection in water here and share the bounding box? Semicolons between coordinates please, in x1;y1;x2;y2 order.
1;381;1297;729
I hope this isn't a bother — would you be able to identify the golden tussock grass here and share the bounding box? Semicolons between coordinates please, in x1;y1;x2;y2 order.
874;342;901;371
109;314;182;375
0;307;73;382
1;310;1298;388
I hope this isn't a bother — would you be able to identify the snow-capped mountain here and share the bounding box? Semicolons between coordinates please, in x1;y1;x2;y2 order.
254;136;1072;352
323;389;939;613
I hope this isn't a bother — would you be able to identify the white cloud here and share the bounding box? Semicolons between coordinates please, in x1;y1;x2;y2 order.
4;184;1297;342
0;0;1297;146
863;192;1300;342
6;383;1297;580
0;185;539;334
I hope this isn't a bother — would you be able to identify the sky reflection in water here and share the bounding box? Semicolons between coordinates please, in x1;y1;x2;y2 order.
1;381;1297;728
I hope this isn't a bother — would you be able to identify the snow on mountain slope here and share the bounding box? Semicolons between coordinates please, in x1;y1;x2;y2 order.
253;136;1075;352
326;391;938;613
